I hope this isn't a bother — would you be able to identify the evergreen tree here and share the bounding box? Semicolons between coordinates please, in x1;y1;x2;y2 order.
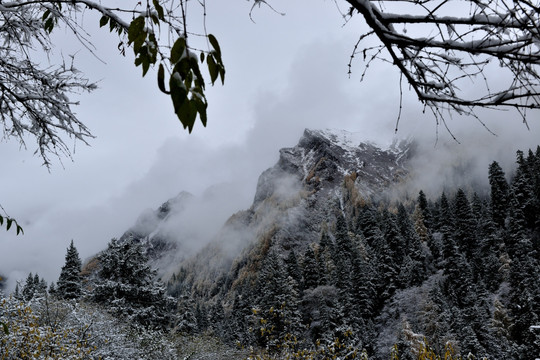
20;273;47;300
533;146;540;232
22;273;35;301
285;250;302;290
253;250;303;350
208;298;226;335
229;288;252;344
57;240;82;300
508;236;540;357
526;149;540;226
413;204;429;243
302;246;320;290
355;206;392;308
505;191;529;258
333;212;356;301
417;190;433;229
319;227;334;254
48;282;57;296
318;227;336;285
491;299;514;355
441;231;474;308
176;294;198;333
195;302;209;332
301;285;343;343
474;206;504;291
92;238;176;330
356;205;380;243
37;277;47;296
470;192;484;222
13;283;22;300
384;209;405;267
453;189;477;259
511;150;536;229
437;192;454;234
488;161;509;228
420;283;453;354
334;212;353;263
350;253;376;321
396;204;428;285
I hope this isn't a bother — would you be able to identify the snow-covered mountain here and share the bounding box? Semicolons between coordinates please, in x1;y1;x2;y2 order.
78;130;540;359
253;128;411;206
118;128;412;279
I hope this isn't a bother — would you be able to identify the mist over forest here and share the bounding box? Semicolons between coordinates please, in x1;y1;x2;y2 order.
3;128;539;359
2;0;540;358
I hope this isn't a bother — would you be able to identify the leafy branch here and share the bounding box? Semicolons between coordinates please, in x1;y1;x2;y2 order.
0;214;24;236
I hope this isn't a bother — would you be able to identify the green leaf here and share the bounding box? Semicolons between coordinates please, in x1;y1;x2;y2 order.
170;37;186;64
45;18;54;33
153;0;165;19
157;64;167;93
219;65;225;84
110;18;117;32
42;10;50;21
142;58;150;77
169;73;188;112
16;225;23;236
194;97;208;127
99;15;109;28
207;54;218;84
208;34;221;57
173;57;191;80
0;215;3;226
1;322;8;335
128;16;145;45
148;33;158;62
189;57;205;89
200;52;205;63
6;218;12;231
133;31;147;53
177;100;197;132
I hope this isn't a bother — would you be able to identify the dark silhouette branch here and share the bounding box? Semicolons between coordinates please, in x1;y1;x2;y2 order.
345;0;540;127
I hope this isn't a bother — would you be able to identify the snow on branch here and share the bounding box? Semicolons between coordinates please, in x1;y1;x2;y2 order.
0;1;224;165
346;0;540;126
0;2;98;166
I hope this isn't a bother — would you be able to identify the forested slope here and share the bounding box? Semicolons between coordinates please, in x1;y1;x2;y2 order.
167;135;540;359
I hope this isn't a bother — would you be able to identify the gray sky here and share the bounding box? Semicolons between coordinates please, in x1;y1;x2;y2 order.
1;0;539;291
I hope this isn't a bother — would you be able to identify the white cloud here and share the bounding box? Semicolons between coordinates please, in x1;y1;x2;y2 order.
1;0;539;292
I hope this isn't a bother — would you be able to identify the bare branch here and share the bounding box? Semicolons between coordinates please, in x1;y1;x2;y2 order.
346;0;540;125
0;1;222;166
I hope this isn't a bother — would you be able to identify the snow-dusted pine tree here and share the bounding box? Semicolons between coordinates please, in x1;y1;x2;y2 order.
22;273;35;301
488;161;509;228
453;189;477;259
302;246;319;290
92;238;176;330
57;240;82;300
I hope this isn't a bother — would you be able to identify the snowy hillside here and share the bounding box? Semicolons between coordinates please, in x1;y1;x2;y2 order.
12;130;537;359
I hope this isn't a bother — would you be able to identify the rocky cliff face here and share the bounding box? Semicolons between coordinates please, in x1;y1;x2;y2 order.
149;129;412;298
254;128;410;206
113;129;412;282
244;129;411;251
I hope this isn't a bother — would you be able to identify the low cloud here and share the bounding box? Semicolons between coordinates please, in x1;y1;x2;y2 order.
2;23;539;293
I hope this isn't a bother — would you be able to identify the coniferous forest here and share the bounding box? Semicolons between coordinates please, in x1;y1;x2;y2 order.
1;146;540;359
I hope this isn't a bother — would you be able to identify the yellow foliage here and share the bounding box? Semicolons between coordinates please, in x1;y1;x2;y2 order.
306;157;327;184
0;297;96;360
416;340;461;360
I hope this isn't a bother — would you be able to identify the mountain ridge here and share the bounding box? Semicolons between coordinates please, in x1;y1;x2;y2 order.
112;128;413;281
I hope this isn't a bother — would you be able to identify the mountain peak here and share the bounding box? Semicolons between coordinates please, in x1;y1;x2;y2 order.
253;128;411;207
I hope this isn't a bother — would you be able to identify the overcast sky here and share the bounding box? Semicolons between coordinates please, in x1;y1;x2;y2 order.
1;0;539;290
